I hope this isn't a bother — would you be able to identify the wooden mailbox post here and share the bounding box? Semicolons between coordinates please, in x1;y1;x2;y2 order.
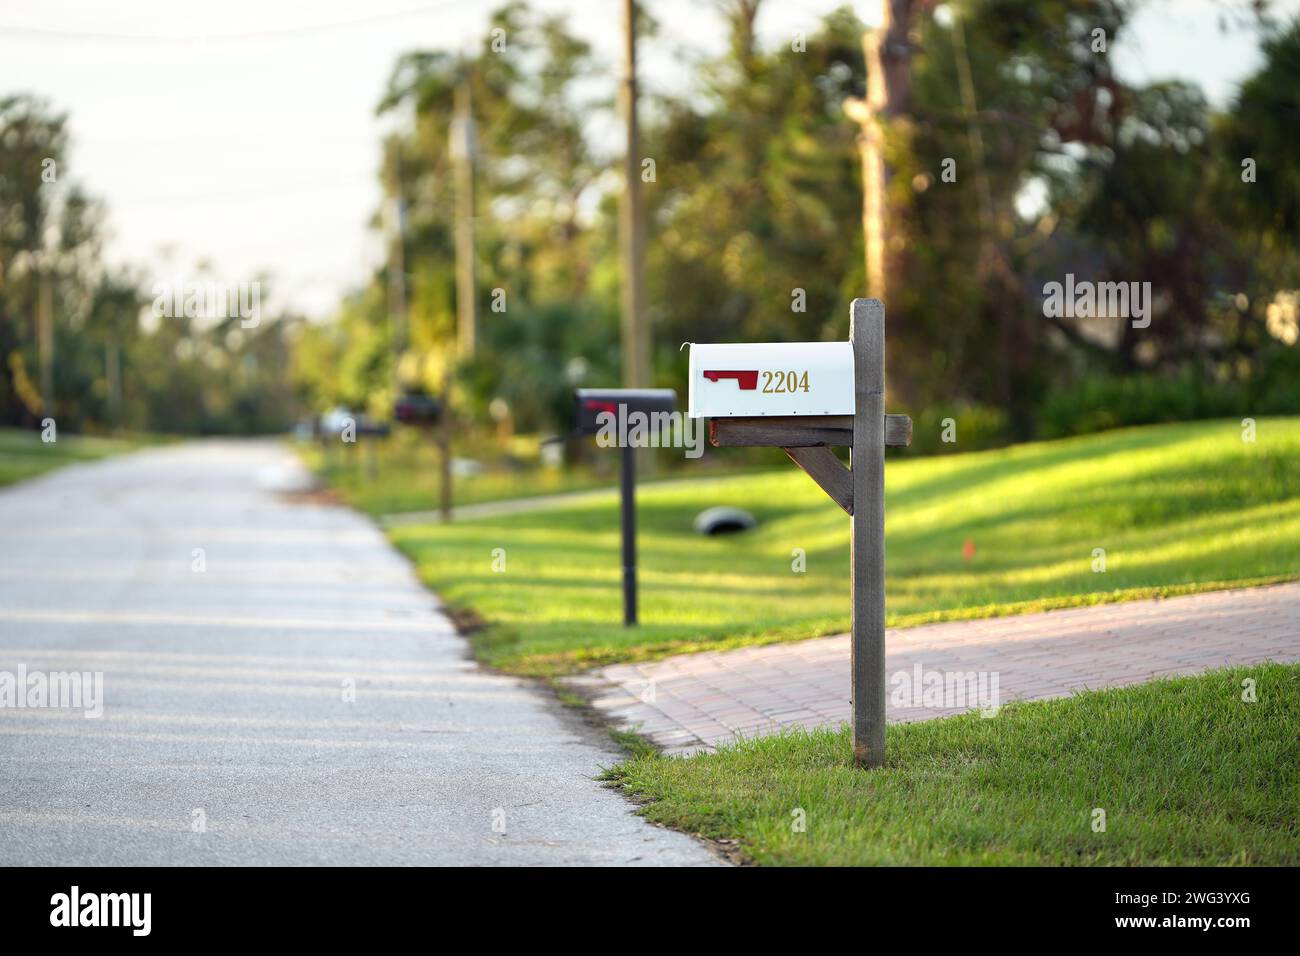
688;298;910;768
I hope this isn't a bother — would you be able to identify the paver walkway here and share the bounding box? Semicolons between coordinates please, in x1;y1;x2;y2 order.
0;440;717;865
570;583;1300;754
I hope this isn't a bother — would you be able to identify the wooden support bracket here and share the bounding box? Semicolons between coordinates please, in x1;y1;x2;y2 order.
783;446;853;515
710;413;911;448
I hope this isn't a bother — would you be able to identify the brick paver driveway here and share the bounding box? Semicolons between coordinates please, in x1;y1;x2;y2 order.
569;583;1300;754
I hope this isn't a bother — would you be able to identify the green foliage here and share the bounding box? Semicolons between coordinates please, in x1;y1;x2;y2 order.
466;299;620;431
1039;345;1300;438
291;0;1300;449
329;0;613;427
8;2;1297;443
1221;18;1300;238
906;404;1007;454
646;6;867;354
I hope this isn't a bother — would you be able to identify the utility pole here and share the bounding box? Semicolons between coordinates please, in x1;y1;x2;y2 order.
37;268;54;417
439;61;480;524
106;340;121;430
619;0;649;391
386;147;408;389
452;65;477;360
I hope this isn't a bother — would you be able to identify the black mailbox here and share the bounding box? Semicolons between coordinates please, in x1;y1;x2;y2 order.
571;386;677;630
394;392;441;425
355;417;391;438
574;388;676;435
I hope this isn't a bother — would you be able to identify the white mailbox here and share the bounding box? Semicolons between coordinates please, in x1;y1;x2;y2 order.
688;341;855;418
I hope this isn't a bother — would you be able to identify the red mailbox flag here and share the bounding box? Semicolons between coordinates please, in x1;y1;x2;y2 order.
702;370;759;390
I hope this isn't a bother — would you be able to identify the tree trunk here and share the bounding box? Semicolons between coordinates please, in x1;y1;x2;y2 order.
847;0;919;402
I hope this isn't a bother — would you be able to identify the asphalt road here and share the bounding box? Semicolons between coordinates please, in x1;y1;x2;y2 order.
0;440;717;865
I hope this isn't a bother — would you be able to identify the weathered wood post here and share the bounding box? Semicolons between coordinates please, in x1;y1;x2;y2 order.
851;298;887;768
688;297;907;769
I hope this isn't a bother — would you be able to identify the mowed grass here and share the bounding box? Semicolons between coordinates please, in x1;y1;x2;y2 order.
0;428;148;487
299;438;618;515
389;418;1300;675
607;664;1300;866
300;437;761;516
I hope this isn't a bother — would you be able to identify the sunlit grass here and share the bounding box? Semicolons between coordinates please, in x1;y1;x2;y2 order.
0;428;150;487
389;418;1300;675
295;436;739;515
607;664;1300;866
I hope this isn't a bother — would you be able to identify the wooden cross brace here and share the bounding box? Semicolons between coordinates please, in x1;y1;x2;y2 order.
709;414;911;515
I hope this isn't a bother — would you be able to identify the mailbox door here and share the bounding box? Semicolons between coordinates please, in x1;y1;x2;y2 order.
574;393;620;435
688;342;855;417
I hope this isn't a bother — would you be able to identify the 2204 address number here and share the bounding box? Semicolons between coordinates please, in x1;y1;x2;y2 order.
761;370;810;393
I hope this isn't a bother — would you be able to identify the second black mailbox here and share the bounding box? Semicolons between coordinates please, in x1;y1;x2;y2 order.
572;387;678;628
573;388;677;435
394;391;442;425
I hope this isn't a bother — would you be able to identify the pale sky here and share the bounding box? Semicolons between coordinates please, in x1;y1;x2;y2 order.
0;0;1291;318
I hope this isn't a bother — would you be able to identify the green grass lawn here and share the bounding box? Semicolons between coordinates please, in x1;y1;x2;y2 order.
389;418;1300;675
606;663;1300;866
298;437;745;516
300;440;606;514
0;427;149;487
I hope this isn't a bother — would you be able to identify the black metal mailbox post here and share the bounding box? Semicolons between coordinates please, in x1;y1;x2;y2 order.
573;388;677;626
393;391;451;521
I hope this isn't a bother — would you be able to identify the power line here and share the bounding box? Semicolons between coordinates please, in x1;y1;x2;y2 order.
0;1;465;44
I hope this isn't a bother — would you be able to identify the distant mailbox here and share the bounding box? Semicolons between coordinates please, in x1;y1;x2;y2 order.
574;388;677;435
394;393;442;425
688;342;854;418
571;385;678;629
355;418;391;438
